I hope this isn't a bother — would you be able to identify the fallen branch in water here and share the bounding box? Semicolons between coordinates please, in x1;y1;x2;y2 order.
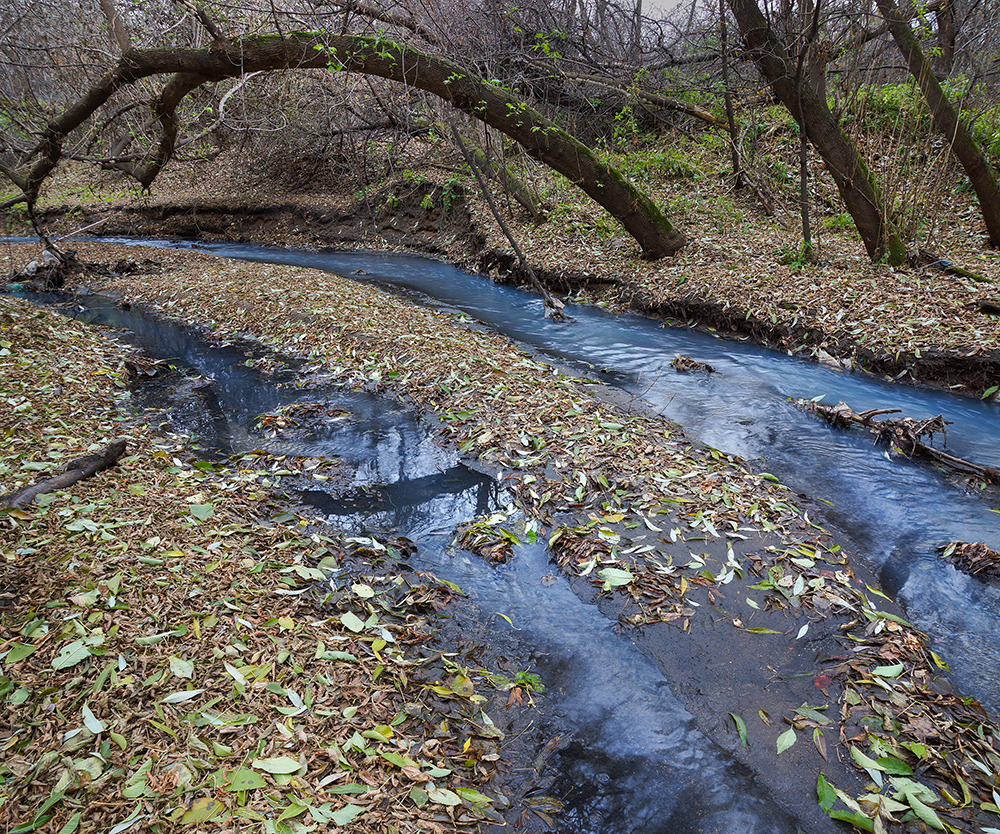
796;400;999;484
1;439;128;508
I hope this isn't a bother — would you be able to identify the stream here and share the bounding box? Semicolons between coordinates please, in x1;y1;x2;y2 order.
8;237;1000;831
127;239;1000;709
11;290;803;833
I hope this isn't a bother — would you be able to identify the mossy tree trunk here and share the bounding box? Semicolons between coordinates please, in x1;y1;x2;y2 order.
726;0;905;264
875;0;1000;248
8;33;685;258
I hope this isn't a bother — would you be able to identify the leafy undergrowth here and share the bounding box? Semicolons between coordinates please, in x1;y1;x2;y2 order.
42;244;1000;833
0;297;523;833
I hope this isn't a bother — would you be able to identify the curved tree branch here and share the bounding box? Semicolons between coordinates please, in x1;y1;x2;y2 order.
19;33;686;258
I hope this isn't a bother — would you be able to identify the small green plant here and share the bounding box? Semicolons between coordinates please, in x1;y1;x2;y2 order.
823;212;852;232
766;155;793;185
775;243;812;269
419;192;435;210
611;105;640;150
441;176;460;212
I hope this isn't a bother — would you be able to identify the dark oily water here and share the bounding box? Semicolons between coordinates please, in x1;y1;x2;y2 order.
12;289;806;833
83;237;1000;710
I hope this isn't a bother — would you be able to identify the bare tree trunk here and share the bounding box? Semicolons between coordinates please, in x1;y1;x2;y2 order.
795;0;822;255
726;0;904;263
10;34;686;258
875;0;1000;248
98;0;131;53
631;0;642;63
934;0;956;74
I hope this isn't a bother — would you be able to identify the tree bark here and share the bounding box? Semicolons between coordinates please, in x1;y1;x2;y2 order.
726;0;904;263
718;0;743;186
98;0;131;53
13;33;685;258
875;0;1000;248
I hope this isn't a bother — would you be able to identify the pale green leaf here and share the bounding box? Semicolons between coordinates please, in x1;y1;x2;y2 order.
189;503;214;521
81;703;105;734
330;803;365;826
427;787;462;806
340;612;365;633
251;756;302;774
776;727;796;754
160;688;205;704
168;656;194;679
52;640;91;671
597;567;634;589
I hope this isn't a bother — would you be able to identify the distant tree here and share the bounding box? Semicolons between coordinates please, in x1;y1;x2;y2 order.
874;0;1000;248
726;0;905;263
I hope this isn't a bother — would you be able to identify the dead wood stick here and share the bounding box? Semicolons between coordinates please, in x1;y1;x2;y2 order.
857;407;902;421
798;400;998;483
1;439;128;508
449;123;566;321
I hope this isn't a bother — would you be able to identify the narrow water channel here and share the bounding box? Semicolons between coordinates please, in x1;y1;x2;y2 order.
11;290;804;834
108;238;1000;712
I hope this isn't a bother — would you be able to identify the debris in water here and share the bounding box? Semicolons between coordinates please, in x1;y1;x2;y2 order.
940;540;1000;578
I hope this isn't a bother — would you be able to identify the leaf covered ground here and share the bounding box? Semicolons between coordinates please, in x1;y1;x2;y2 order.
0;294;535;833
3;239;1000;832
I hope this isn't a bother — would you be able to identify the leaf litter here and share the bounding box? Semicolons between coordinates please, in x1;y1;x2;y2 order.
0;294;522;832
4;240;1000;831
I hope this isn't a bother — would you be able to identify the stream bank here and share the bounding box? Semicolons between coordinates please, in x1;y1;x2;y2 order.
18;184;1000;397
6;238;1000;832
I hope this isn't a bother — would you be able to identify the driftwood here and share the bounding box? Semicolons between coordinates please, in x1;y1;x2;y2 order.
670;354;715;374
1;439;128;509
940;541;1000;579
798;400;999;484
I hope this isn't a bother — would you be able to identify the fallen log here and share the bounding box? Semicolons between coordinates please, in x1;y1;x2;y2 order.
796;399;999;484
1;439;128;508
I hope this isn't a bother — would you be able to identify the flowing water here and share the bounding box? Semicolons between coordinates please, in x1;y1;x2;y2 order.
133;239;1000;711
9;236;1000;831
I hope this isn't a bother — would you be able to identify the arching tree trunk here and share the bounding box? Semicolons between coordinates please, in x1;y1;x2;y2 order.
9;33;685;258
726;0;905;263
875;0;1000;248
